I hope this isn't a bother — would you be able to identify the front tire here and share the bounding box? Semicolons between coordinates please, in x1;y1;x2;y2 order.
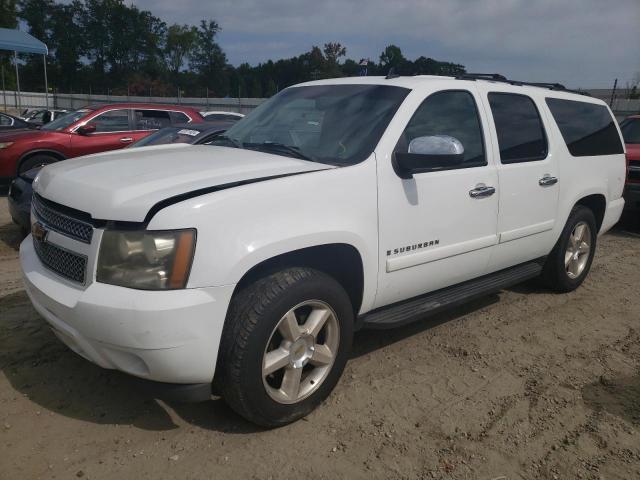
218;267;354;427
18;154;57;175
542;205;597;292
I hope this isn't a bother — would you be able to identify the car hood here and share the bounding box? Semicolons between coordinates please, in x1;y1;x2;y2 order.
0;128;54;141
34;144;332;222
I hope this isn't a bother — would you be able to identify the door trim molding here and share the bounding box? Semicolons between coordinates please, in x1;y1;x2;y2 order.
386;234;498;272
499;219;554;243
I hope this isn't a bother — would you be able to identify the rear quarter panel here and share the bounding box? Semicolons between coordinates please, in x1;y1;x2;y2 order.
539;95;626;237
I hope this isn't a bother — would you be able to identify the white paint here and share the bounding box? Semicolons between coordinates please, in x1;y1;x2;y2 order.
21;75;626;385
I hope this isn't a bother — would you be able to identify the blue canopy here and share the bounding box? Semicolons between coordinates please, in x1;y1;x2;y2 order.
0;28;48;55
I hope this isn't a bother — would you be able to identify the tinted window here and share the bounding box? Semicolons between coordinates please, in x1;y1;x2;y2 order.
619;118;640;145
134;109;172;130
546;98;624;156
488;93;547;163
169;111;190;124
91;109;130;132
30;110;46;121
0;114;12;126
216;85;409;166
42;109;90;131
205;113;241;121
131;127;202;147
396;90;485;167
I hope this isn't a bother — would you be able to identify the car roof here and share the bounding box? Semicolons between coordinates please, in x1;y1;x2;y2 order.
296;75;606;105
201;111;244;117
83;103;202;112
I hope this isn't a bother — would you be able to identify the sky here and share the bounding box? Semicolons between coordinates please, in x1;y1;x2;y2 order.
132;0;639;89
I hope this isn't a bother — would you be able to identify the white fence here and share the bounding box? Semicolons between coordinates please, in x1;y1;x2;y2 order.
0;90;266;115
1;89;638;118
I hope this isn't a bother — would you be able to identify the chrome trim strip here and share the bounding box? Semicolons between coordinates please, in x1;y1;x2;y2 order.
70;107;194;133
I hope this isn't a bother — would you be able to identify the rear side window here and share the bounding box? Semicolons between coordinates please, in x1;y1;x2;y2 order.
134;109;172;130
488;93;547;163
169;111;190;124
546;98;624;156
205;113;241;121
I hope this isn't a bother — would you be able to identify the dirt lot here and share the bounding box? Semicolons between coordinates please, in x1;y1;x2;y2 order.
1;197;639;480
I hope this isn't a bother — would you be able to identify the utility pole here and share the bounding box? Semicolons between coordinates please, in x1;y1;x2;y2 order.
14;51;21;112
610;78;618;107
43;54;49;109
1;63;6;112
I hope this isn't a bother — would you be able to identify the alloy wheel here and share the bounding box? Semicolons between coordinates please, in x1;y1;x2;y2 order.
565;221;591;279
262;300;340;404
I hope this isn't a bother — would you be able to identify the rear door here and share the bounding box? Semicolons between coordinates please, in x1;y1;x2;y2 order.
129;109;176;143
70;108;133;155
478;88;560;270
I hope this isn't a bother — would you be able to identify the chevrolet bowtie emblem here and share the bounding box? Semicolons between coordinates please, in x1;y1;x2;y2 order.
31;222;48;243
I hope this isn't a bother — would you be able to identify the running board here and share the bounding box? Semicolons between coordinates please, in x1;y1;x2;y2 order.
359;259;544;330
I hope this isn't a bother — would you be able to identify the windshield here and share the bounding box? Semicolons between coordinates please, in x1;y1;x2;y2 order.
212;84;409;166
41;109;90;131
130;127;203;148
621;118;640;144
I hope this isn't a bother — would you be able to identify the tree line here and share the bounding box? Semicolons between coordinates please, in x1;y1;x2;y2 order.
0;0;467;98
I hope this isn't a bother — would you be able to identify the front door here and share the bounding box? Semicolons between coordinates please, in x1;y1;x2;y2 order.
375;87;499;308
70;108;134;156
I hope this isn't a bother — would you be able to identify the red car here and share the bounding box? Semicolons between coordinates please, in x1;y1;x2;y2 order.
0;103;204;186
621;115;640;212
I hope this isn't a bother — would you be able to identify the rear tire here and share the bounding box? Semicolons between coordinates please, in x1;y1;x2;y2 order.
218;267;354;427
18;154;57;175
542;205;597;292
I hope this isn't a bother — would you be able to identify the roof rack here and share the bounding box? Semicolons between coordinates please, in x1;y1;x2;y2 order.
456;73;508;82
385;67;400;80
455;72;590;96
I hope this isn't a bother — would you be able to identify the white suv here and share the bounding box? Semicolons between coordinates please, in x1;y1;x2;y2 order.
20;74;626;426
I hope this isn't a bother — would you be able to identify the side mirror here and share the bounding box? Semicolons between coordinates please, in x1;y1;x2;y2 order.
394;135;464;178
77;123;96;135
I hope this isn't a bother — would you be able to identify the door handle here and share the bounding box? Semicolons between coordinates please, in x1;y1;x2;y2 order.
469;185;496;198
539;175;558;186
119;137;133;143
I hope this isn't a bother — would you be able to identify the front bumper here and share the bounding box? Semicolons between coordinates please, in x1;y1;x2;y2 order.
623;184;640;213
20;237;235;385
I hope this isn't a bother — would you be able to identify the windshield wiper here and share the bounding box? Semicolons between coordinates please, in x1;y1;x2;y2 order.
210;134;242;148
243;142;316;162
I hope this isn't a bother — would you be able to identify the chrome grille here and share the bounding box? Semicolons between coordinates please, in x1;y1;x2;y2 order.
32;194;94;243
33;236;87;284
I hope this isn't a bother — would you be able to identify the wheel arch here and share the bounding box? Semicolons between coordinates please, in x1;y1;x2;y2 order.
17;149;67;174
574;193;606;232
232;243;366;316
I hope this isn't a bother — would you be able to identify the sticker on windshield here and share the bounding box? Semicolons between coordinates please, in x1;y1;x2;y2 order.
178;129;200;136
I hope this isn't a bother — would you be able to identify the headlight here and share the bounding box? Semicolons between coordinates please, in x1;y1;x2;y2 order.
0;142;14;149
97;229;196;290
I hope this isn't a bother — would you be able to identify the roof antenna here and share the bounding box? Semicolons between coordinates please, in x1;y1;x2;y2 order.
386;67;400;80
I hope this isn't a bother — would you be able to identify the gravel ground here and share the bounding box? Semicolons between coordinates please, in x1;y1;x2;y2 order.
1;196;639;480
